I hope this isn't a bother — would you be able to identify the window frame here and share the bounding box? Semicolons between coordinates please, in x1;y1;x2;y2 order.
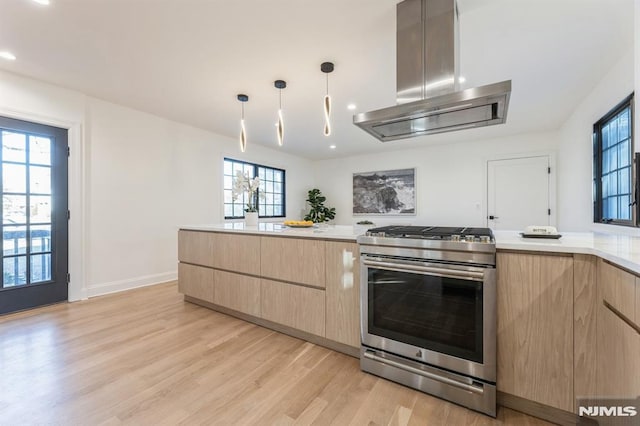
593;93;635;226
223;158;286;219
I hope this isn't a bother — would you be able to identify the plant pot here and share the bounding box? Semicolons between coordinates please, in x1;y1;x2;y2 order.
244;212;258;226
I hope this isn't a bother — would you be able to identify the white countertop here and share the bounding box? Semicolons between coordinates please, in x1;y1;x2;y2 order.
180;222;360;241
494;230;640;275
180;224;640;275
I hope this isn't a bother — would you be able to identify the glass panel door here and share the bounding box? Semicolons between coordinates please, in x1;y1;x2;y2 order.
0;117;68;315
368;268;484;363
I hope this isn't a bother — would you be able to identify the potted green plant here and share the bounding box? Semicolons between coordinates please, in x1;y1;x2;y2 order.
304;188;336;223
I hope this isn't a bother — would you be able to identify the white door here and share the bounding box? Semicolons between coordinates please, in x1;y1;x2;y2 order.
487;156;551;230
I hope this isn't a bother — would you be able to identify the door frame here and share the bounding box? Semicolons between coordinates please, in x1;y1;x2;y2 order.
484;152;557;228
0;107;86;302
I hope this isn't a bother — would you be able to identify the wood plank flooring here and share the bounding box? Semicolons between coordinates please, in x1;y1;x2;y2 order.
0;282;553;425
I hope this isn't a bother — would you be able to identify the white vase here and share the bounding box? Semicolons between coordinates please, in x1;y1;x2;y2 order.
244;212;259;226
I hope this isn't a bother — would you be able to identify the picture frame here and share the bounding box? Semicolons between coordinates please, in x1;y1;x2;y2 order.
352;168;416;215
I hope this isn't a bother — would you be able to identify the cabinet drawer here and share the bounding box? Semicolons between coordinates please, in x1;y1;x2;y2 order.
598;259;636;324
178;230;214;267
261;237;325;288
178;263;214;303
212;233;261;275
213;270;260;317
261;279;325;337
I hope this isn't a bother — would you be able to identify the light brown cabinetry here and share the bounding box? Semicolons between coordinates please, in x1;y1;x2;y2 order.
595;259;640;399
260;237;326;288
178;230;360;356
213;270;260;317
260;278;325;336
212;233;260;275
636;276;640;324
325;242;360;348
178;230;215;267
573;254;597;402
497;252;574;412
598;258;636;323
178;230;260;275
596;302;640;398
178;263;214;303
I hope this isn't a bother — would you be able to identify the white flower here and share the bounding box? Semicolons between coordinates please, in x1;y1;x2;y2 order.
231;170;263;212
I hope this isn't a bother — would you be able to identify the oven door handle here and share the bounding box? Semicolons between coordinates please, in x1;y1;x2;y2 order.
363;350;484;394
361;258;484;281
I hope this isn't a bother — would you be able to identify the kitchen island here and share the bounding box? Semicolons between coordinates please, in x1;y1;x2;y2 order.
177;223;361;357
178;225;640;426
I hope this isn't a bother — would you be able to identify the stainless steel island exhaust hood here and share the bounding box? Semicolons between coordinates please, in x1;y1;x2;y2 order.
353;0;511;142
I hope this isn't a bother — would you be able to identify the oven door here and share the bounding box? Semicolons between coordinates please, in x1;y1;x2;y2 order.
360;254;496;383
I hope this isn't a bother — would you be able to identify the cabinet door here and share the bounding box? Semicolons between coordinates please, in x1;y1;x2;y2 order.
573;254;598;404
325;241;360;347
178;263;214;303
213;270;261;317
497;252;574;412
260;237;325;288
178;230;214;267
636;277;640;326
212;233;260;275
261;279;325;336
596;303;640;397
598;259;636;324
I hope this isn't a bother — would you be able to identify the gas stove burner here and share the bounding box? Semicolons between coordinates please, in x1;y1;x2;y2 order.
364;225;494;242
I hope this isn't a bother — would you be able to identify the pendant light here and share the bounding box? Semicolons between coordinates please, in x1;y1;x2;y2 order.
237;94;249;152
321;62;334;136
274;80;286;146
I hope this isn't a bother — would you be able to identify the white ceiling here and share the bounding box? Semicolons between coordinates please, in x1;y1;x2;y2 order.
0;0;634;160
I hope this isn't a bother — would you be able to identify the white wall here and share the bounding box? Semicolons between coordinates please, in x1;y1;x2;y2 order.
312;131;560;228
557;50;635;232
86;98;314;296
0;70;315;299
313;43;636;232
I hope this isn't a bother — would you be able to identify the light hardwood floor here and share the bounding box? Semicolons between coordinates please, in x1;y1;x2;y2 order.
0;282;553;425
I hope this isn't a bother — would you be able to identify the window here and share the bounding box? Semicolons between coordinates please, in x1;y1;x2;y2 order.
593;93;634;225
223;158;285;219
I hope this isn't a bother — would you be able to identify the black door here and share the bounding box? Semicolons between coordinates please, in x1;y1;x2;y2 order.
0;116;68;315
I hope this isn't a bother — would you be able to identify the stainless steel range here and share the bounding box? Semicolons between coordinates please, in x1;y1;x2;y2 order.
357;226;496;416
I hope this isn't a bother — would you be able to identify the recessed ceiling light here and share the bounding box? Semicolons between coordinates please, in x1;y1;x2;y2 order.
459;76;466;84
0;51;16;61
329;145;336;149
32;0;50;5
347;103;357;110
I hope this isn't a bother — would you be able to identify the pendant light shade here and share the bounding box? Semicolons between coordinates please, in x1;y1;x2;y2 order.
237;94;248;152
321;62;334;137
274;80;286;146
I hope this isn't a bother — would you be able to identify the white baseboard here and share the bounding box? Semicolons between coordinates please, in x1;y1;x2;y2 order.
86;271;177;298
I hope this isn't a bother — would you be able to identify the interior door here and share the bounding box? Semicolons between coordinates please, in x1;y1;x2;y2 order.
0;116;68;315
487;156;550;230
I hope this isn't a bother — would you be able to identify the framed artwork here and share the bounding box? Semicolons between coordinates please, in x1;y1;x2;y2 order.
353;168;416;215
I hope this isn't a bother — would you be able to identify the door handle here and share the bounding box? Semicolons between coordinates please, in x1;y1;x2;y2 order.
488;215;499;220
